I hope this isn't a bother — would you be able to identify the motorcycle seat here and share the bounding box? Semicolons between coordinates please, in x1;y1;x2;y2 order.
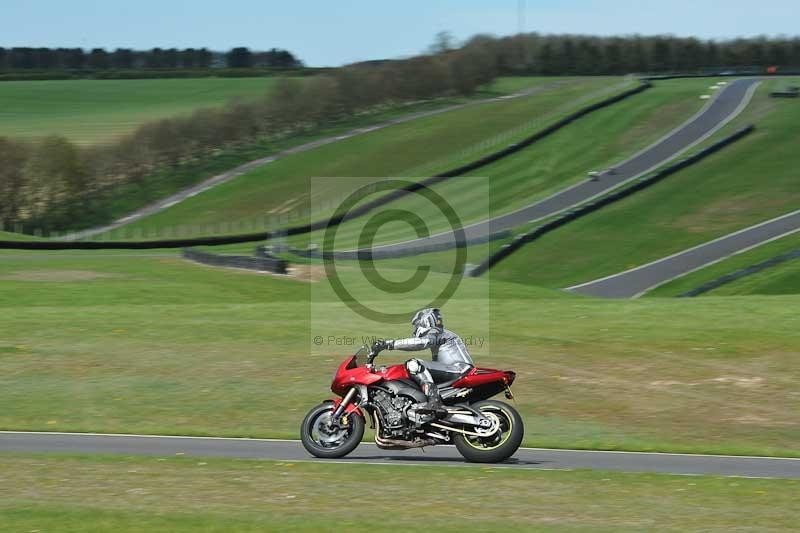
425;360;471;385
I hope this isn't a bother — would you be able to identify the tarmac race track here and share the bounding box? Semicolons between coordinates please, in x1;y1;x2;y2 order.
2;432;798;479
569;209;800;297
345;78;760;257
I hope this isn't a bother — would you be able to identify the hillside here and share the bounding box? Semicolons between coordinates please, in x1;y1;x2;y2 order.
106;77;630;236
486;78;800;290
293;77;715;251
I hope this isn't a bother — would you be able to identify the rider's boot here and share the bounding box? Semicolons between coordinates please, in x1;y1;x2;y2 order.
415;382;448;420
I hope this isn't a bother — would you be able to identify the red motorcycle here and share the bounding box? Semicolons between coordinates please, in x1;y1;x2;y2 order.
301;345;524;463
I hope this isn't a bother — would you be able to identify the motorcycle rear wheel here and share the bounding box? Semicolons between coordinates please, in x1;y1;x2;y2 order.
453;400;524;463
300;402;364;459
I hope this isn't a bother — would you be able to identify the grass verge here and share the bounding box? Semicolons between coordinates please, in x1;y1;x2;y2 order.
1;454;798;532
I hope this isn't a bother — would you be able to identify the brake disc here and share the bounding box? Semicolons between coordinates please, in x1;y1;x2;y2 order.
315;414;347;444
473;412;501;437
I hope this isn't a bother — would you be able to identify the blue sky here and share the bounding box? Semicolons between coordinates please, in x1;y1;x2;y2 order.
3;0;798;66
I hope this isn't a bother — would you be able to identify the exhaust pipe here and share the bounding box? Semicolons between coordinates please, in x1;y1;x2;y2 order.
372;411;437;449
376;437;437;449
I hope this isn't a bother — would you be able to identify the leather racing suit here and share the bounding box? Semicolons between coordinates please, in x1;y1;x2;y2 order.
386;328;474;418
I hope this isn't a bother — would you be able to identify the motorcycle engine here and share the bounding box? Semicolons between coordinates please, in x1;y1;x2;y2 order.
373;389;411;431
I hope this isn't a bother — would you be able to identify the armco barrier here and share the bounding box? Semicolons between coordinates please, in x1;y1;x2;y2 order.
0;231;274;250
469;125;756;277
181;248;288;274
0;82;651;251
678;247;800;297
642;69;800;81
769;90;799;98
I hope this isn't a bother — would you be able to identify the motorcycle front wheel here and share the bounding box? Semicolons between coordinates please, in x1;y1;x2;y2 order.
453;400;524;463
300;402;364;459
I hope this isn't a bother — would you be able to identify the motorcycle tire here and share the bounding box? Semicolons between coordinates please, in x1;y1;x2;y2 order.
300;402;364;459
453;400;524;463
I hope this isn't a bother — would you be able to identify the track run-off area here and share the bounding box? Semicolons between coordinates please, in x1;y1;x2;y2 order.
2;432;799;479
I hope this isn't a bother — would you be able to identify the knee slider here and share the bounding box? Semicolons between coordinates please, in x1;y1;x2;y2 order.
405;358;425;375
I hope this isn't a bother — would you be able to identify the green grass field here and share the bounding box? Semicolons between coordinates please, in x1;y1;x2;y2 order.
109;77;633;236
2;454;798;532
0;75;562;147
486;78;800;289
0;77;294;144
1;250;798;456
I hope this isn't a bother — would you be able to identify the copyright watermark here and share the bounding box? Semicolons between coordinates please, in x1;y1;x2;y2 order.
309;176;490;352
313;334;486;349
322;179;467;324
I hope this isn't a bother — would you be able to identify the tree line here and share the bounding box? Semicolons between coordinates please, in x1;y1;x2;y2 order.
483;33;800;75
3;34;799;75
0;47;302;71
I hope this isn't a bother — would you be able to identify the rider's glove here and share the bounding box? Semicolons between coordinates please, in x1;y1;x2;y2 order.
372;339;393;353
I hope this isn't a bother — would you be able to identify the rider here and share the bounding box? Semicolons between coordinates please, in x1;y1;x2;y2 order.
372;308;474;420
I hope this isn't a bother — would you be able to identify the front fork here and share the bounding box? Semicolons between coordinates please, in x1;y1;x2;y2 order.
331;387;358;423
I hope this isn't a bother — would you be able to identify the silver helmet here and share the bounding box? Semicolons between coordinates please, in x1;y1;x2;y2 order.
411;308;443;337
